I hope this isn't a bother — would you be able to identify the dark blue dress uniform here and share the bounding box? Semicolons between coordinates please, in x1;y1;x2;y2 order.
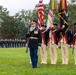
27;27;42;68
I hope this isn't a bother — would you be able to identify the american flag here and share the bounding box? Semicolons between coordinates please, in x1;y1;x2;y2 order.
38;0;44;28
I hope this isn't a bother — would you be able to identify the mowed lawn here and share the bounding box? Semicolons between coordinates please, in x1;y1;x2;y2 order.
0;47;76;75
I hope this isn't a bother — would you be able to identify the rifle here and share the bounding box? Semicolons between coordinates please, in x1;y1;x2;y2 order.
25;26;30;53
72;45;74;54
25;35;30;53
25;46;28;53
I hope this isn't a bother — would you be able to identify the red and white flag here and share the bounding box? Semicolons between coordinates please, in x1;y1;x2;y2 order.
46;10;53;30
38;0;44;28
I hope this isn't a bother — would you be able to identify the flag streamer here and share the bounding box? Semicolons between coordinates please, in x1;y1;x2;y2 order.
58;11;68;25
51;0;57;11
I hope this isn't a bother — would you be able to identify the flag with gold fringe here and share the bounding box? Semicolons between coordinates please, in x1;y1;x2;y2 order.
58;0;68;29
47;0;58;30
58;0;69;43
51;0;58;11
46;9;53;30
46;0;58;44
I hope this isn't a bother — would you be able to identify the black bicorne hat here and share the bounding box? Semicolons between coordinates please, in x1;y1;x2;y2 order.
41;24;47;28
74;22;76;26
53;22;58;26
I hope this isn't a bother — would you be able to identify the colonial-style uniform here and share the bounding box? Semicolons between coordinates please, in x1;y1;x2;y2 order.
66;30;73;48
73;23;76;65
40;25;47;64
59;25;68;64
27;21;42;68
48;24;57;64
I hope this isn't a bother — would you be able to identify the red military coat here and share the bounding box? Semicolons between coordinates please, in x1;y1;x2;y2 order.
49;27;57;44
73;28;76;45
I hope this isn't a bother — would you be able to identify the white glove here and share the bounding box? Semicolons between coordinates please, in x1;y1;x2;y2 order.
38;46;41;49
74;33;76;36
40;27;42;30
62;25;65;28
26;44;28;47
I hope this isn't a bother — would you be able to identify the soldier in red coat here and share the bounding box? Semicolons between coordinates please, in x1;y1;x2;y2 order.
58;24;68;64
48;23;58;64
73;23;76;65
40;24;47;64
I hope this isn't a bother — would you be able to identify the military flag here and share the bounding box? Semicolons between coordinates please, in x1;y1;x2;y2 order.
46;0;58;44
38;0;44;28
58;0;68;29
46;0;58;30
51;0;58;11
46;10;53;30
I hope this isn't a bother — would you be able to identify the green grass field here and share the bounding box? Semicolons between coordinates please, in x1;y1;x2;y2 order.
0;47;76;75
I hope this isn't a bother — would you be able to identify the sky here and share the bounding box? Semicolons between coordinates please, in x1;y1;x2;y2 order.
0;0;49;16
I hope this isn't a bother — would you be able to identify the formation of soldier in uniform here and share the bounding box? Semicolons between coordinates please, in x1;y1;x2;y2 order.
26;20;76;68
0;39;26;48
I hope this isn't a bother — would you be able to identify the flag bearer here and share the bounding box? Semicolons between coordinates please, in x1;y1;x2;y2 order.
73;23;76;65
59;24;68;64
40;24;47;64
49;23;58;64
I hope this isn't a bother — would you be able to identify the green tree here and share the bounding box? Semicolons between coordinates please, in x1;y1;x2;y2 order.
16;22;28;39
1;16;18;39
0;5;9;39
68;4;76;30
15;9;34;39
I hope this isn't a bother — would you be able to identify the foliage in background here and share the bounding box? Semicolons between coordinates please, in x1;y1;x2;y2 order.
1;16;19;39
68;4;76;30
0;4;76;39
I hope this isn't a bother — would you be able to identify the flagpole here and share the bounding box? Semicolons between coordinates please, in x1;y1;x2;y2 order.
51;0;58;26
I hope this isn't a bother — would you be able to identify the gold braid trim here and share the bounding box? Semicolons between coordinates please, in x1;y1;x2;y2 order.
58;11;68;26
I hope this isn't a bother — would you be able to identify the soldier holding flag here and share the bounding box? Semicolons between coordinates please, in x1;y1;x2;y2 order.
37;0;47;64
49;23;58;64
73;22;76;65
58;0;69;64
40;24;47;64
46;0;58;64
